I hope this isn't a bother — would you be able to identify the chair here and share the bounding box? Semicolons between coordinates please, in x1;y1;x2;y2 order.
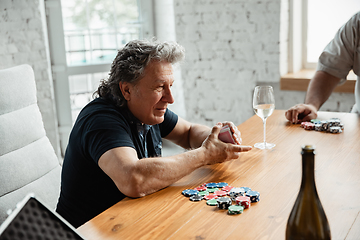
0;64;61;224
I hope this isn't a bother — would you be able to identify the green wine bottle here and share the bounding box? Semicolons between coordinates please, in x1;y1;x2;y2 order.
286;145;331;240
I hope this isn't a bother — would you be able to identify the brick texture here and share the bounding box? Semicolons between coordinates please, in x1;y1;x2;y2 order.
174;0;355;127
0;0;60;156
0;0;355;157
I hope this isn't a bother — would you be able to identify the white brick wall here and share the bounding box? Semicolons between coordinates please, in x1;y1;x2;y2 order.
0;0;60;156
174;0;355;127
174;0;282;126
0;0;355;157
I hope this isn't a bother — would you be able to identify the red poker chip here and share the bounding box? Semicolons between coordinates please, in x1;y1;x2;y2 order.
194;186;207;191
222;186;234;192
214;190;227;197
304;122;315;130
204;194;218;200
201;182;209;187
235;196;251;209
301;122;315;130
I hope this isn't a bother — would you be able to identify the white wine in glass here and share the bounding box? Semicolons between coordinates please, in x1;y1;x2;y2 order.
253;86;275;149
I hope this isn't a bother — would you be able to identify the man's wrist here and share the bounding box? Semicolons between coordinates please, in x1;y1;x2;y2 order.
304;103;319;112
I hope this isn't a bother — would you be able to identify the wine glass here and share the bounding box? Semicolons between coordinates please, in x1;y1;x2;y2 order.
253;86;275;149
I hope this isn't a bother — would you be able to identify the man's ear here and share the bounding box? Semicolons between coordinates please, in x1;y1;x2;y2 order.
119;82;131;101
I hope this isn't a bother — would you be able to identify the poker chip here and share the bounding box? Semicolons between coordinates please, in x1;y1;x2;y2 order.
216;182;229;188
189;195;203;201
241;187;251;193
329;118;341;126
246;191;260;202
205;182;218;188
198;190;210;196
217;197;232;210
181;183;260;216
329;126;342;133
201;182;209;187
207;187;219;193
194;186;207;191
310;119;321;124
204;194;218;200
214;190;227;197
320;120;329;131
235;196;251;209
303;122;315;130
222;186;234;192
182;189;199;197
229;187;245;200
228;205;244;215
305;118;344;134
206;199;218;206
314;123;322;131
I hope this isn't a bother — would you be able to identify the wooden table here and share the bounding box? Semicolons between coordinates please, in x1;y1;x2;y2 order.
77;110;360;240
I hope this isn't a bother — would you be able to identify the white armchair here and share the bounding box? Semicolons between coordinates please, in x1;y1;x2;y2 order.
0;64;61;224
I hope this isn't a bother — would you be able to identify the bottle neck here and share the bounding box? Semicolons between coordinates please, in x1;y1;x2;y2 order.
300;151;316;190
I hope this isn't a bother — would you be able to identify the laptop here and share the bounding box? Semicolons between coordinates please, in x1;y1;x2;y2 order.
0;194;85;240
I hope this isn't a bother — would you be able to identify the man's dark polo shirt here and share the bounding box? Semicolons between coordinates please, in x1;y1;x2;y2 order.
56;98;178;228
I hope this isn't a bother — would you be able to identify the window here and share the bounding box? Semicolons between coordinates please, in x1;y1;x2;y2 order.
45;0;154;155
68;72;107;120
288;0;360;72
61;0;141;66
306;0;360;68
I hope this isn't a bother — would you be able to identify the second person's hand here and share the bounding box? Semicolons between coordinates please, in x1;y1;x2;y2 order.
285;104;318;124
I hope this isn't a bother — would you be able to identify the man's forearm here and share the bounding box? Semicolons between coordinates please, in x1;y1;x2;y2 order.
188;124;211;149
305;71;341;110
130;147;208;196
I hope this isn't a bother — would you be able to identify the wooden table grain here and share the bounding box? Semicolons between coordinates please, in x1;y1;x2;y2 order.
77;110;360;240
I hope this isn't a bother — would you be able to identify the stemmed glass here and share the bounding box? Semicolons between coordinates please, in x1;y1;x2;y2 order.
253;86;276;149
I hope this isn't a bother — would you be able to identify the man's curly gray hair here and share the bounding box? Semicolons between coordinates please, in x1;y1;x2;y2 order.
94;39;185;107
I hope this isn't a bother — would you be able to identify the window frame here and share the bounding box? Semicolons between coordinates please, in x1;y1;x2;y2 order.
281;0;356;92
45;0;154;155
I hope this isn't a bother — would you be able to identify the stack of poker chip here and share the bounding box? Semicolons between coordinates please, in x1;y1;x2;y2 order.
300;118;344;134
301;121;315;130
228;205;244;215
181;182;260;215
235;196;251;209
217;197;232;209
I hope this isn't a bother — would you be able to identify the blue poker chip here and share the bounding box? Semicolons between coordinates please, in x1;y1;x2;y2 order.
241;187;252;193
246;190;260;202
182;189;199;197
216;182;229;188
205;182;218;188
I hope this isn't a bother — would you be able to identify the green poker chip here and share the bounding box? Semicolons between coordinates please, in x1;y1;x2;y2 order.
206;199;218;206
207;187;219;193
198;190;210;196
228;205;244;215
310;119;321;123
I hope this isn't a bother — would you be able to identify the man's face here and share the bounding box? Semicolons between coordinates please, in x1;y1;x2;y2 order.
122;61;175;125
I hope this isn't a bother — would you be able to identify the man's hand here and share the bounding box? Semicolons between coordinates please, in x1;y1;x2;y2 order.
285;71;341;124
220;121;242;145
201;123;252;165
285;104;318;124
99;122;252;198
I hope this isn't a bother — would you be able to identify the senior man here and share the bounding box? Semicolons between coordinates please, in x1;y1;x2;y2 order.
56;39;252;228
